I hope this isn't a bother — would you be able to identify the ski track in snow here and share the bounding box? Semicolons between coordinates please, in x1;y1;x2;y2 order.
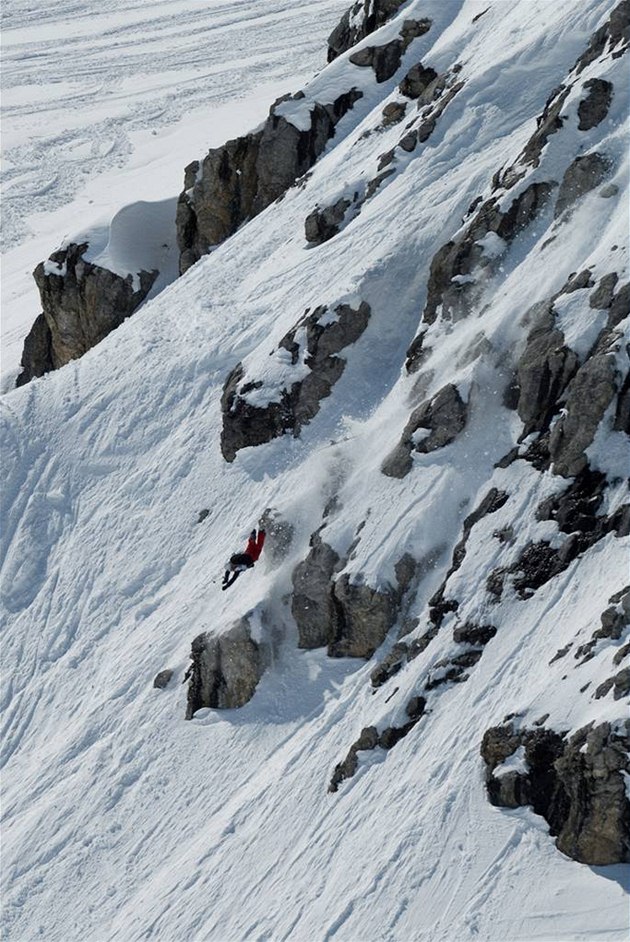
1;1;630;940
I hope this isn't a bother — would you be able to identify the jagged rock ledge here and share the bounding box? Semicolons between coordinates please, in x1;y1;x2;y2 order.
220;301;371;462
481;720;630;865
16;243;157;387
176;88;363;274
185;617;268;718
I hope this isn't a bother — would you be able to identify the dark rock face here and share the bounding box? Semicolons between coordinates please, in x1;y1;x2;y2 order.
220;301;371;461
578;78;614;130
348;19;432;83
515;309;579;437
15;314;54;386
452;623;497;646
185;618;265;718
481;720;630;864
291;533;341;649
329;697;426;792
554;152;612;218
153;669;174;689
350;40;404;83
381;384;467;478
16;243;157;386
177;89;362;272
493;477;626;602
305;198;351;245
399;63;438;99
292;533;412;659
574;0;630;76
381;101;407;126
329;575;399;658
595;668;630;700
549;347;618;476
419;182;554;327
327;0;407;63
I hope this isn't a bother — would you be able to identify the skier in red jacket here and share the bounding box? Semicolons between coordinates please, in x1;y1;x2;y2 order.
222;528;266;591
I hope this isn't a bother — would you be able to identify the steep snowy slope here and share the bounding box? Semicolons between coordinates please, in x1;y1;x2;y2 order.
1;0;351;385
2;1;629;941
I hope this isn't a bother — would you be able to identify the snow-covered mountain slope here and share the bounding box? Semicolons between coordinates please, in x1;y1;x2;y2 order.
0;0;350;386
2;1;629;940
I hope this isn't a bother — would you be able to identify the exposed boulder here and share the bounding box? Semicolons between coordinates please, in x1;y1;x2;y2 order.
381;101;407;126
399;63;438;99
594;668;630;700
554;152;612;218
329;575;399;658
555;722;630;863
16;243;157;386
185;617;266;718
515;308;579;437
327;0;407;63
482;720;630;865
153;669;174;689
589;272;618;309
381;384;467;478
291;533;341;649
329;697;426;792
15;314;54;387
608;281;630;330
305;198;351;245
177;89;362;272
348;19;432;83
549;349;618;476
578;78;614;130
220;301;371;461
452;622;497;646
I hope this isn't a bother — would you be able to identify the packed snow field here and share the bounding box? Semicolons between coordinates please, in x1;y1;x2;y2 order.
2;1;629;941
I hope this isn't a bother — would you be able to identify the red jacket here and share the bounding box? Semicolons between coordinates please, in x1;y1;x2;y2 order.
245;530;265;562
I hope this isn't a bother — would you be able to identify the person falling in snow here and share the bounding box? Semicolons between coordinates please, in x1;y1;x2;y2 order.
222;527;266;590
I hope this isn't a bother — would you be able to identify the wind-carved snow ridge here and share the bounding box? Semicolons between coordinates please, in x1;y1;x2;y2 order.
1;1;630;940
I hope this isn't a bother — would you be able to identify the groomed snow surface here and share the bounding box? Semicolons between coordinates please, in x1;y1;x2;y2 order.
2;1;629;941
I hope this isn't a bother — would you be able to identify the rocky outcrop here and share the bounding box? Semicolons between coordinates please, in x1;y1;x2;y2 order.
481;720;630;865
418;181;555;328
16;314;54;386
575;586;630;663
554;152;612;218
549;342;618;476
305;198;351;245
327;0;407;62
577;78;614;131
176;88;362;273
16;243;157;386
220;301;371;461
485;469;628;601
329;695;426;792
515;305;579;437
291;533;342;649
574;0;630;77
348;19;432;83
381;383;467;478
291;531;416;658
329;575;399;658
153;669;174;689
399;63;438;99
185;618;266;718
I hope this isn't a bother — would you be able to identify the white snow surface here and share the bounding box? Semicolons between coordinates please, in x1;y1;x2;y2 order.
2;1;630;941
